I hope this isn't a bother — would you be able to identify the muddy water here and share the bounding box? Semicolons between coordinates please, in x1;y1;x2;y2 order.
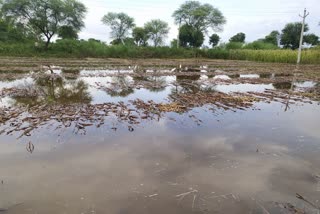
0;70;320;214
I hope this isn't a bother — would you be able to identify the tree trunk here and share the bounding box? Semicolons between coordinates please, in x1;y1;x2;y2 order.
44;36;52;50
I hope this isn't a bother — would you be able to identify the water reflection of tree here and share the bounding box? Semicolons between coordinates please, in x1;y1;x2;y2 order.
13;75;92;106
174;75;201;93
228;74;240;79
105;76;134;97
172;75;216;95
61;69;81;80
0;71;30;82
133;76;167;92
259;73;272;78
273;82;293;90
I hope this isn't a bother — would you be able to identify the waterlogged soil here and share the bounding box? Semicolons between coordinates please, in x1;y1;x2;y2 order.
0;59;320;214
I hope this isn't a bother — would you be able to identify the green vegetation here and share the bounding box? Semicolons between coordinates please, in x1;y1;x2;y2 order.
173;1;226;48
243;41;278;50
304;34;320;46
179;24;204;48
58;26;79;40
225;42;244;50
0;39;319;64
101;12;135;45
2;0;87;49
263;31;280;45
280;22;320;49
144;19;169;47
209;34;220;48
132;27;149;46
229;33;246;43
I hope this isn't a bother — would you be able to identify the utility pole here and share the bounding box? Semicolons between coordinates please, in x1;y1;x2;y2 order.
297;8;309;64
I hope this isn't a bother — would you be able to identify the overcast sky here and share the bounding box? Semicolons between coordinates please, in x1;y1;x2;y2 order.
78;0;320;45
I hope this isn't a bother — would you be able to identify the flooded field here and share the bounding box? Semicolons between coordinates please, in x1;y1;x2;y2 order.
0;58;320;214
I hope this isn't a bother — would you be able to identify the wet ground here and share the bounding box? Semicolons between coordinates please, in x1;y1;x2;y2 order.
0;59;320;214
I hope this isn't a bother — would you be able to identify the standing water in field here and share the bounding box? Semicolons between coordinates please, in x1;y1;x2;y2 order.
0;66;320;214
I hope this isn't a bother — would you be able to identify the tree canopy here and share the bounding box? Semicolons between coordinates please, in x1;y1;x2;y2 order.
280;22;309;49
132;27;149;46
304;33;319;46
229;32;246;43
209;33;220;47
101;12;135;44
0;18;31;42
179;24;204;48
2;0;87;48
264;30;280;46
144;19;169;47
58;25;78;40
172;1;226;33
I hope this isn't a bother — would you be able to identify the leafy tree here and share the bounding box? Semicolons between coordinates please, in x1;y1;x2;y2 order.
304;33;319;46
0;17;34;42
0;19;8;41
264;30;280;45
209;33;220;47
179;24;204;48
280;22;309;49
144;19;169;47
132;27;149;46
2;0;87;49
58;25;78;40
229;32;245;43
101;12;135;45
173;1;226;33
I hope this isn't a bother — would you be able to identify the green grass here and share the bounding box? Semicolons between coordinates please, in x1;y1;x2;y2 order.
0;40;319;64
228;49;320;64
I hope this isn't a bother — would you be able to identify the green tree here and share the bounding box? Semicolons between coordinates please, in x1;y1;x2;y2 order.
280;22;309;49
58;25;78;40
101;12;135;45
173;1;226;33
2;0;87;49
229;32;245;43
179;24;204;48
209;33;220;47
0;19;9;41
0;15;35;42
264;30;280;45
144;19;169;47
304;33;319;46
132;27;149;46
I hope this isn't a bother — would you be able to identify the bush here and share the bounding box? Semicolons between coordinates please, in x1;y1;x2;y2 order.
225;42;244;50
243;41;279;50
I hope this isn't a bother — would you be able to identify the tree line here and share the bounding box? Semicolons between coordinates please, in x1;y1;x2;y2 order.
0;0;319;50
